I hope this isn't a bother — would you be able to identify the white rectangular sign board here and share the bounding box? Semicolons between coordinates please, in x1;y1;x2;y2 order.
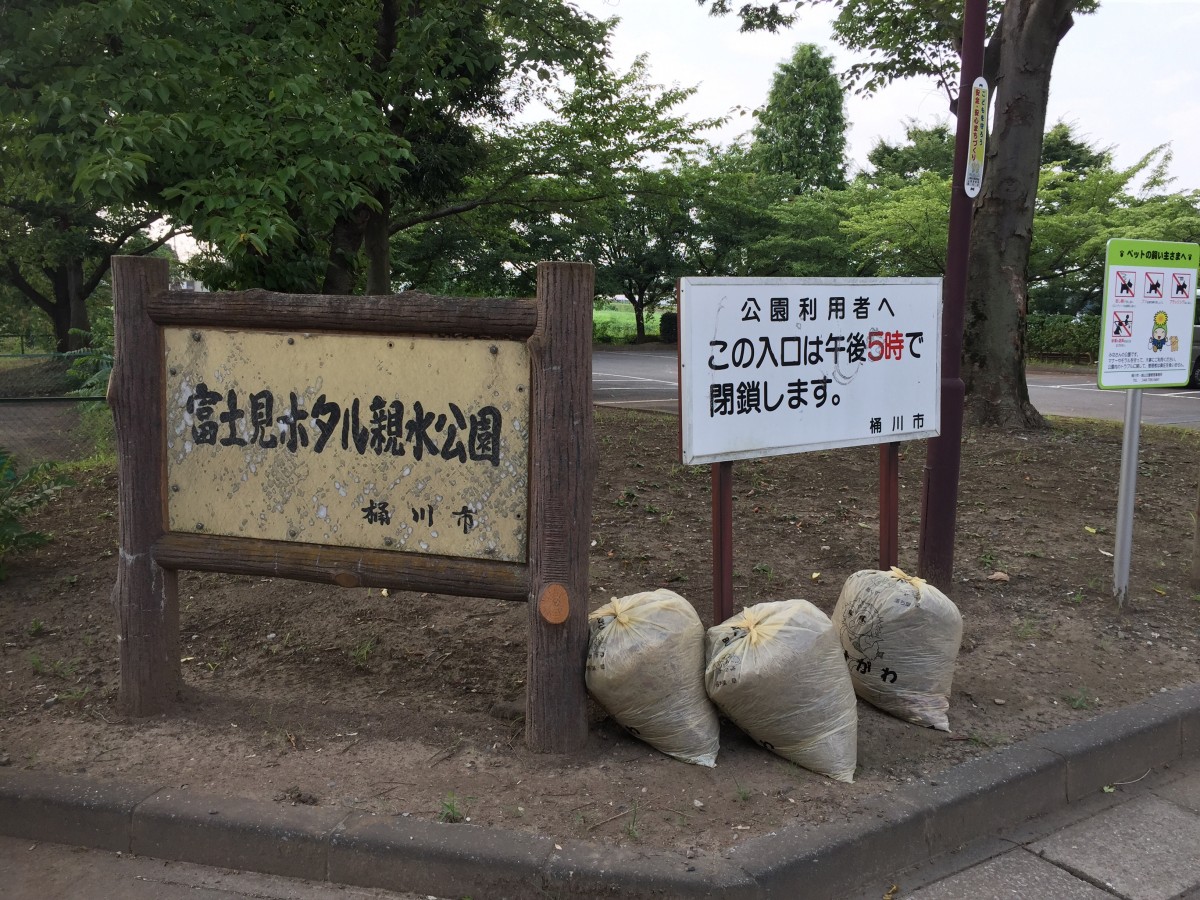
1098;238;1198;390
679;277;942;465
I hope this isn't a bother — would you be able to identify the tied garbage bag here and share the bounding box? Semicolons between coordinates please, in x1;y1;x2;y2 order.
705;600;857;782
834;567;963;731
586;589;719;767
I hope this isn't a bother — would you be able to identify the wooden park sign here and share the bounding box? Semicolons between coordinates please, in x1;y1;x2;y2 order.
109;256;595;752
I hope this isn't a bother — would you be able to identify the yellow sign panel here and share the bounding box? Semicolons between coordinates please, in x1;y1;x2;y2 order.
164;329;530;562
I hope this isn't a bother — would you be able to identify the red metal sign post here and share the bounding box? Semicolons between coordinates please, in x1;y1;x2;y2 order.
918;0;987;590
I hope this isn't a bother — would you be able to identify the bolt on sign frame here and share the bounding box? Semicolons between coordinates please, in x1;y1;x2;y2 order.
109;256;595;753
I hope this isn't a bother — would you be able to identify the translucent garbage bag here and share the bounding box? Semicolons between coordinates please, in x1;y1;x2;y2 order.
705;599;857;782
586;589;720;767
833;567;963;731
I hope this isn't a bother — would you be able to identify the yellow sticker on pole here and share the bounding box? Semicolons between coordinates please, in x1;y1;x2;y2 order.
964;76;988;198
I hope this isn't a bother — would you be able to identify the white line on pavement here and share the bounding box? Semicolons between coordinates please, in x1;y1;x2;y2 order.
592;372;679;386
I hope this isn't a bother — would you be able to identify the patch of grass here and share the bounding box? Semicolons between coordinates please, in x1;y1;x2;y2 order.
438;792;466;824
967;731;995;747
1066;688;1092;710
350;637;376;669
623;801;641;840
592;306;662;344
1014;618;1039;639
27;618;46;637
29;652;44;675
734;780;752;802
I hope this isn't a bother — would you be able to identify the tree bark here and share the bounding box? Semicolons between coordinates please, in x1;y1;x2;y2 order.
962;0;1077;428
322;206;370;294
48;259;92;352
364;189;392;294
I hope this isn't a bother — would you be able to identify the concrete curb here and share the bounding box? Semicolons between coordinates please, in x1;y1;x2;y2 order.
2;682;1198;899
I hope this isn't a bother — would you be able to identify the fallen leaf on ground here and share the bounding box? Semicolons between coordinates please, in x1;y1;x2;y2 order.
987;572;1010;582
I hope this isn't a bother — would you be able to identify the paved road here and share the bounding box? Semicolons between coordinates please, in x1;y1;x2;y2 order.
593;346;1200;429
592;346;681;414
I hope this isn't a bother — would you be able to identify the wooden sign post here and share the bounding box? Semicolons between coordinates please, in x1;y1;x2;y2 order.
110;256;595;753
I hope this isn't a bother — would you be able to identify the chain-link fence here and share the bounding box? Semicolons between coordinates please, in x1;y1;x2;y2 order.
0;354;108;470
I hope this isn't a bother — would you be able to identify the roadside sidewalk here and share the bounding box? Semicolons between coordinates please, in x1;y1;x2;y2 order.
870;754;1200;899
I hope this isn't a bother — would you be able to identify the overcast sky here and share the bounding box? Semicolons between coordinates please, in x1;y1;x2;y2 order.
576;0;1200;194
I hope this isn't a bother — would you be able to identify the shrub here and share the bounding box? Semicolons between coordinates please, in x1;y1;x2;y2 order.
1026;313;1100;363
0;448;69;580
659;311;678;344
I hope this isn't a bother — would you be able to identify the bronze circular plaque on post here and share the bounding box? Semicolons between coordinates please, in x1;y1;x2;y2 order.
538;584;570;624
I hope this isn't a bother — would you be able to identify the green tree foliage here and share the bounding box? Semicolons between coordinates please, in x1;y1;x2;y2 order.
675;145;852;278
1031;145;1200;314
867;122;955;183
675;145;795;276
576;168;690;341
847;121;1200;318
700;0;1098;428
0;107;175;351
1;0;613;325
841;175;952;277
1041;121;1112;174
750;43;847;190
387;57;710;298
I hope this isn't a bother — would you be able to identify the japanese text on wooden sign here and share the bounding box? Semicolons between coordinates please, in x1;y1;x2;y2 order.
165;329;530;561
1098;238;1198;390
679;278;942;465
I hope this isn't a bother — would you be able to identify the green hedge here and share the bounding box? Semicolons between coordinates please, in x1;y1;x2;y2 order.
1026;313;1100;363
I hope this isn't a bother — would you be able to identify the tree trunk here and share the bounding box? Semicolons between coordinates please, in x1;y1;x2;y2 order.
364;189;392;295
49;260;92;352
962;0;1077;428
631;290;648;342
322;206;371;295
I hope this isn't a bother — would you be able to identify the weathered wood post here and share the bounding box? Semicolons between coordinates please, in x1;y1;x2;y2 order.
110;256;180;715
526;262;595;753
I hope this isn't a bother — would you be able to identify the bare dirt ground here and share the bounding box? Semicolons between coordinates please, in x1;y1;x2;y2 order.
3;406;1200;862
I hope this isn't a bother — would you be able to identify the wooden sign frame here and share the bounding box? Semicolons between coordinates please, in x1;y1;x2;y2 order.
109;256;595;752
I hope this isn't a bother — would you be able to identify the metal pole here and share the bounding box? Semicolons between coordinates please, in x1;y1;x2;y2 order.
1113;388;1142;607
918;0;987;591
879;442;900;570
711;460;734;625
